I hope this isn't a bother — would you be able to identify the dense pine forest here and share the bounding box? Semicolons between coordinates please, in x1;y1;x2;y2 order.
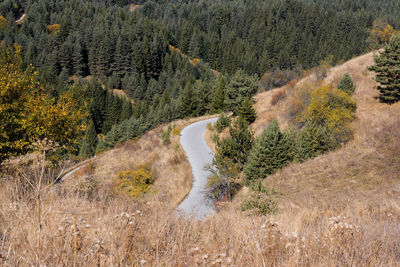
1;0;400;159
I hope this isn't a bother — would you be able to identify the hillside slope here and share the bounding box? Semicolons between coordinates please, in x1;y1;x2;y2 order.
237;51;400;232
1;53;399;265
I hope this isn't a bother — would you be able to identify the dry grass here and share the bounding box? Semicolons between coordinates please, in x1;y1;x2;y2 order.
1;53;400;265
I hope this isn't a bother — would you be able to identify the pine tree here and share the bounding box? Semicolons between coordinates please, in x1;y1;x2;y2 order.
120;99;133;122
243;120;294;185
295;121;333;162
237;96;256;124
180;83;195;117
337;73;355;95
72;43;85;77
215;117;254;169
368;34;400;103
225;69;258;114
210;76;226;114
79;121;98;158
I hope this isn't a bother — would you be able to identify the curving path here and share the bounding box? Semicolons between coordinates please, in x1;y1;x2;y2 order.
178;117;218;219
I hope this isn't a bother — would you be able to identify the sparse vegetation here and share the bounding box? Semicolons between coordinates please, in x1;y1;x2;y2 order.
161;125;172;145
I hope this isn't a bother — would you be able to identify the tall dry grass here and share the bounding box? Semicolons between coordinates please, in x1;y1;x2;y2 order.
1;171;399;266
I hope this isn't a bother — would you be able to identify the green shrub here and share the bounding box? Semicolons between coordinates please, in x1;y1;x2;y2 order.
241;193;277;215
214;113;231;133
295;121;334;162
215;118;254;169
338;73;356;95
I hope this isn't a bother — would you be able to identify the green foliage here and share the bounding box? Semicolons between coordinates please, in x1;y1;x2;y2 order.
225;70;258;114
243;120;294;185
241;193;277;215
214;113;231;133
79;121;98;158
115;168;154;198
368;34;400;103
210;76;226;114
215;117;254;169
237;97;256;124
338;73;356;95
295;121;333;162
161;125;172;145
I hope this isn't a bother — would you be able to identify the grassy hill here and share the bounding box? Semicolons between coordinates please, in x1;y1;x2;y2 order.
1;53;399;265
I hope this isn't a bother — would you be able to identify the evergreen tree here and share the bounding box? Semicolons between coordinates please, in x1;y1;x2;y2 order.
72;43;86;77
79;121;98;158
180;83;195;117
337;73;355;95
368;34;400;103
295;121;333;162
243;120;294;185
210;76;226;113
215;117;254;169
225;69;258;114
120;99;133;122
237;96;256;124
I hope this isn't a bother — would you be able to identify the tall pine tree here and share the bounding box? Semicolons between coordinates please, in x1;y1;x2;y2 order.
243;120;294;185
368;34;400;103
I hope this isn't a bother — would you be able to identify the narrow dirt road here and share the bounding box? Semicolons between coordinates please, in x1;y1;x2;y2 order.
178;117;218;219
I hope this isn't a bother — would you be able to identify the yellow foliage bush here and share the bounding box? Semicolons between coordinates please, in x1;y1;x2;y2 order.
191;58;201;64
0;16;7;31
46;24;61;35
172;126;181;136
304;84;356;141
115;168;154;198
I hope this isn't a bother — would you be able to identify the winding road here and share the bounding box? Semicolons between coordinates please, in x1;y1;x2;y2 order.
178;117;218;219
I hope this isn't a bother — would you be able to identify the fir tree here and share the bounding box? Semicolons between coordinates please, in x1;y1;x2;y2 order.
72;43;86;77
237;96;256;124
210;76;226;114
79;121;98;158
295;121;333;162
337;73;355;95
243;120;293;185
120;99;133;122
225;69;258;114
215;117;254;169
368;34;400;103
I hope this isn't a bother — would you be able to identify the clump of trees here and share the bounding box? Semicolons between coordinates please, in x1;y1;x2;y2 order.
0;45;87;162
210;79;357;213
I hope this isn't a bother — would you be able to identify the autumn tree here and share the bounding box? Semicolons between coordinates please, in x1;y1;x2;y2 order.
0;45;87;161
368;34;400;104
367;19;398;50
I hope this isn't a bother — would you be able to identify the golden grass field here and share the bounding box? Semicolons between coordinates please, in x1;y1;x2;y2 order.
1;53;399;266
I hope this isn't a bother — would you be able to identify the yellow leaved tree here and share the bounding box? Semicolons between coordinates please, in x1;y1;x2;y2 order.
304;84;357;142
0;45;87;161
